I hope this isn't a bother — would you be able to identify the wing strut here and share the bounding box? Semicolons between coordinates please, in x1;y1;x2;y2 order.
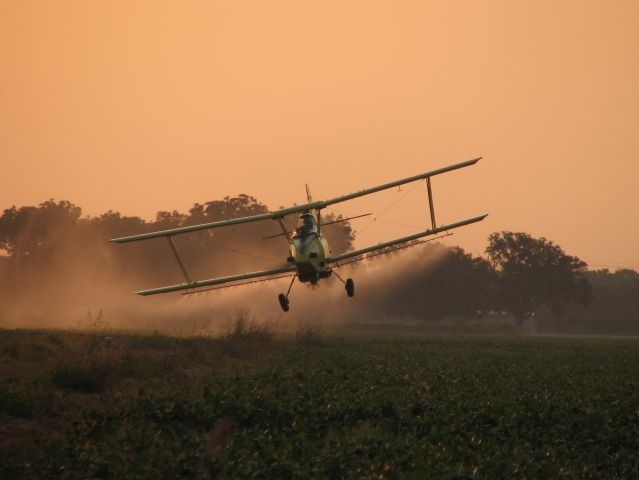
276;218;292;244
426;177;437;229
167;236;192;285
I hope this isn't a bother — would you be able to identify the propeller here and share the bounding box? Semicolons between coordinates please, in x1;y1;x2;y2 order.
262;213;372;240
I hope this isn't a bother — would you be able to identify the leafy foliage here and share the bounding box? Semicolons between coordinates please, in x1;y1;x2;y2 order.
370;245;498;322
549;269;639;333
1;329;638;478
486;231;592;323
51;363;108;394
0;200;81;257
3;199;639;333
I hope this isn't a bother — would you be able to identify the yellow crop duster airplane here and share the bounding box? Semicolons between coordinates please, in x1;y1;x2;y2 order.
111;158;487;311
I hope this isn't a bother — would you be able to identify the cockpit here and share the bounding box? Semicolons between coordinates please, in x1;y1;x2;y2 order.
293;212;318;238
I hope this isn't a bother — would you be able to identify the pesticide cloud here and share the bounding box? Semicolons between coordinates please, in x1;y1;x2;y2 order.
0;198;351;330
0;198;472;332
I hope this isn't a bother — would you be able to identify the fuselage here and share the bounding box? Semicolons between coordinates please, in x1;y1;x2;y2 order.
289;212;331;284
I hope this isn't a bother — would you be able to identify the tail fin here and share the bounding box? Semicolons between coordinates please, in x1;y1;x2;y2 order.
305;184;313;203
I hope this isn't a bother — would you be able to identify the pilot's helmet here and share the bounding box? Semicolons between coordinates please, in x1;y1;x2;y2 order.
303;215;314;228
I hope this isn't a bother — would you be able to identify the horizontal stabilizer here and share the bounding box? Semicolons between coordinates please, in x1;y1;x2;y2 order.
135;263;297;296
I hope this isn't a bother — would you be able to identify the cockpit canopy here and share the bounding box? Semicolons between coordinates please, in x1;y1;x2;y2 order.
294;212;318;238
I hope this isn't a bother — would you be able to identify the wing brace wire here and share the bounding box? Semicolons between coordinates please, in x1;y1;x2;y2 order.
264;213;372;240
327;214;487;264
275;217;292;243
332;232;453;269
110;157;480;244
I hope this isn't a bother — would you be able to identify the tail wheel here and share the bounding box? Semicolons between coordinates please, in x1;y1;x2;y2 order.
278;293;290;312
345;278;355;297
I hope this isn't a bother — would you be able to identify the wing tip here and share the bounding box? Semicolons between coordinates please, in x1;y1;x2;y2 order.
471;213;489;224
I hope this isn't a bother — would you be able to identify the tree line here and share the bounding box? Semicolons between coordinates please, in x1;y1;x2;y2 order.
0;198;354;317
0;199;637;333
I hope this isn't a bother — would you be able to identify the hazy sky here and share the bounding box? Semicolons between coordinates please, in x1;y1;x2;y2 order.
1;1;638;268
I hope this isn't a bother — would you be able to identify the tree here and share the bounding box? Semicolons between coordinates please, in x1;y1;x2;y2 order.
0;200;81;257
0;196;358;316
580;269;639;330
486;231;592;325
371;244;498;322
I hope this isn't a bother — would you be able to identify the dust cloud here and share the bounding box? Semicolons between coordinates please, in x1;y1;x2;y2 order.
0;242;450;334
0;198;452;333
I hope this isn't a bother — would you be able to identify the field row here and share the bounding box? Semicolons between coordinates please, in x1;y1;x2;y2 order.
1;328;638;478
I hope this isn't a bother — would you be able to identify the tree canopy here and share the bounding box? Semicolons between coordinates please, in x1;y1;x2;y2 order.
369;245;497;322
486;231;592;323
0;197;356;312
3;200;638;333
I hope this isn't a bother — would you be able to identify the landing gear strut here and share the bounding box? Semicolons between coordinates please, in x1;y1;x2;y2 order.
332;270;355;298
278;275;296;312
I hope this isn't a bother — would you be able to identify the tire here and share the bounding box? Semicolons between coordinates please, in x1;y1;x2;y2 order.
278;293;290;312
345;278;355;297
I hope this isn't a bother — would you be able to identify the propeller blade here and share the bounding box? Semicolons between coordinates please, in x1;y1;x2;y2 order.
319;213;372;227
262;213;372;239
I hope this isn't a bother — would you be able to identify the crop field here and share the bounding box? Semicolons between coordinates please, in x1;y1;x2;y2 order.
1;324;638;479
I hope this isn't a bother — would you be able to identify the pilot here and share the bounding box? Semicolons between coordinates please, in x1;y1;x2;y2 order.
295;213;317;237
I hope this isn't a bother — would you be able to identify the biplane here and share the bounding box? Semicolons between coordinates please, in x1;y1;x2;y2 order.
110;158;487;311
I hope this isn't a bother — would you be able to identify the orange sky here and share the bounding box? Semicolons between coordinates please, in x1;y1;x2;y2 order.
1;1;638;268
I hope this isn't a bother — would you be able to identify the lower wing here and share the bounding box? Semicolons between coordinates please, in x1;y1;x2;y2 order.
135;263;297;296
327;214;487;265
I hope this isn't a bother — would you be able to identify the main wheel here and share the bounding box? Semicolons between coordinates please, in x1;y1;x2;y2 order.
278;293;290;312
345;278;355;297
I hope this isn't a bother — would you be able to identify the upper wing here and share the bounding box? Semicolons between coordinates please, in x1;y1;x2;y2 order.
327;214;488;264
321;157;480;208
134;263;297;296
109;203;324;243
110;157;481;243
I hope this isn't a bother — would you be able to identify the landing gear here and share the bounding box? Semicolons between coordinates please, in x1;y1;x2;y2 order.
332;269;355;298
345;278;355;297
278;275;297;312
278;293;289;312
